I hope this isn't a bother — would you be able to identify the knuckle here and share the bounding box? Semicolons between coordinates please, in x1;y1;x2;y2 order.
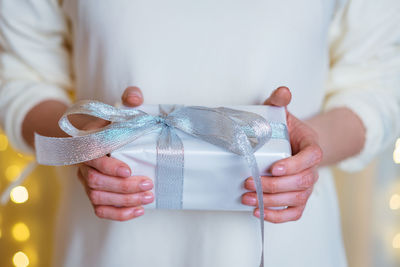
314;171;320;182
267;179;278;193
298;173;314;189
122;194;137;206
120;181;133;193
100;160;112;174
262;194;271;206
292;210;303;221
270;213;283;224
89;190;100;204
94;206;104;218
116;210;132;221
87;169;99;188
296;191;309;204
313;146;323;164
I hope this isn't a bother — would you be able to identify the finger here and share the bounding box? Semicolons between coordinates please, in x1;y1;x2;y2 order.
85;156;131;178
244;168;318;193
79;165;153;194
242;188;312;207
263;86;292;107
94;205;145;221
254;205;305;223
270;143;322;176
121;86;144;107
88;190;154;207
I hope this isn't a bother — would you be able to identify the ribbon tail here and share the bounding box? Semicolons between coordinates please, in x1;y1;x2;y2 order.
244;153;265;267
155;126;184;209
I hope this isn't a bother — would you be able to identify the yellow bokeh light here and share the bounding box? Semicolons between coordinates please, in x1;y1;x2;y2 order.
0;228;2;239
10;186;29;204
12;251;29;267
390;194;400;210
23;247;38;266
12;223;30;242
0;134;8;151
5;165;21;182
396;138;400;149
393;148;400;164
393;233;400;249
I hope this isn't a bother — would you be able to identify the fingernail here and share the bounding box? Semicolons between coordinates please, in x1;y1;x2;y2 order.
117;167;131;177
141;193;154;204
255;210;266;219
246;179;255;189
134;208;144;217
243;195;257;205
127;91;142;102
272;164;285;176
139;180;153;190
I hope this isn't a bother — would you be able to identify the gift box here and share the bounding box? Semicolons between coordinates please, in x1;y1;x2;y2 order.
111;105;291;211
31;101;287;267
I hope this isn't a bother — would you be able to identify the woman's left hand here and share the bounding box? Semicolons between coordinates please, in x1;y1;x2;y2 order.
241;86;323;223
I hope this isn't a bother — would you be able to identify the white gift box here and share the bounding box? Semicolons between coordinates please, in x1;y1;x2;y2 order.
111;105;291;211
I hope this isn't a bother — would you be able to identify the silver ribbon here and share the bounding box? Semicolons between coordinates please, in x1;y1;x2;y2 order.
35;100;289;267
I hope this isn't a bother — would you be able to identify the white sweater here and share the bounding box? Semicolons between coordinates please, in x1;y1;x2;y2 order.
0;1;400;267
0;0;399;172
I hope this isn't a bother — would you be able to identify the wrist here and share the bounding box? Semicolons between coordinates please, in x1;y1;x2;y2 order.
22;100;69;149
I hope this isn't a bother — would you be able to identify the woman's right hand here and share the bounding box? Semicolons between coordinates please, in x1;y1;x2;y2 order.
77;86;154;221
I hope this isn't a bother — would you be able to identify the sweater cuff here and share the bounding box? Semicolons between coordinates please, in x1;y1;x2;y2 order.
4;82;71;155
323;92;382;172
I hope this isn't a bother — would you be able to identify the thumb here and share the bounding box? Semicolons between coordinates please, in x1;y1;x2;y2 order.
121;86;144;107
263;86;292;107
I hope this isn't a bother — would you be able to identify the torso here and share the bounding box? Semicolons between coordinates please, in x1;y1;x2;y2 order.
54;1;347;267
63;0;335;119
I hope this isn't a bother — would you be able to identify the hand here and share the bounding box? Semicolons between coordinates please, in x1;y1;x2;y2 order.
76;86;154;221
241;86;322;223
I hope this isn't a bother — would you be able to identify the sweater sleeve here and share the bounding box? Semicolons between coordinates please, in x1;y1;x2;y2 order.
0;0;72;155
324;0;400;172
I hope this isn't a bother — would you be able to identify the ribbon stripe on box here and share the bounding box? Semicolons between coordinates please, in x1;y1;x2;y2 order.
34;100;291;267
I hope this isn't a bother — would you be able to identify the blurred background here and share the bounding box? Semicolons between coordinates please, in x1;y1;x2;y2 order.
0;129;399;267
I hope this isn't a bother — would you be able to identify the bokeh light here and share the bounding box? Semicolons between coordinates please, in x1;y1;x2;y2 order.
394;149;400;164
12;222;30;242
396;138;400;149
12;251;30;267
10;186;29;204
0;228;2;239
389;194;400;210
6;165;21;181
0;133;8;151
393;233;400;249
23;246;38;266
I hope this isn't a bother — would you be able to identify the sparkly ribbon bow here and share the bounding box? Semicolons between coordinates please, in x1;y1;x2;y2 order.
33;100;289;267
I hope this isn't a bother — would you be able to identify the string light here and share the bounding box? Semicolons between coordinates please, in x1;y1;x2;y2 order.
10;186;29;204
0;133;8;151
12;223;30;242
12;251;29;267
393;233;400;249
5;165;21;182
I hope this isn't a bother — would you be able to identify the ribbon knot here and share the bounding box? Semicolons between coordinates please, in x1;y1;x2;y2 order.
155;116;166;124
33;100;289;267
